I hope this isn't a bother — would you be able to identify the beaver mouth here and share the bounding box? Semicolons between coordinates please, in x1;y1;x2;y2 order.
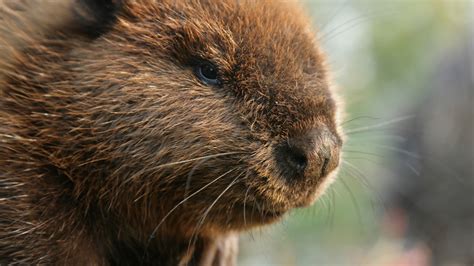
233;201;288;223
244;172;320;210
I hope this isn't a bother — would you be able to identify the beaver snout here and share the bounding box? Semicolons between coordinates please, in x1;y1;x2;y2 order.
274;126;340;182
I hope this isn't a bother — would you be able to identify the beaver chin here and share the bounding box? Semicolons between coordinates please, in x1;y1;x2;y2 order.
228;191;318;229
223;185;321;229
221;203;288;230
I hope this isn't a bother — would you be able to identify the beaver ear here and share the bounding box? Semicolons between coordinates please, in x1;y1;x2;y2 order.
71;0;123;38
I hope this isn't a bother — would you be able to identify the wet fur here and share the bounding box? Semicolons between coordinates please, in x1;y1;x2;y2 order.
0;0;342;264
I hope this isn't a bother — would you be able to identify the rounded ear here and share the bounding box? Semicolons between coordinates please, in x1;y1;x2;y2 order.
71;0;123;38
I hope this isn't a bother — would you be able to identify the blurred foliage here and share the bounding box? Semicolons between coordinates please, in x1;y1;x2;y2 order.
239;0;472;265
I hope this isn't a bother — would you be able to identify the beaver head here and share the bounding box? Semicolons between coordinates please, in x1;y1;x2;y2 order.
1;0;343;249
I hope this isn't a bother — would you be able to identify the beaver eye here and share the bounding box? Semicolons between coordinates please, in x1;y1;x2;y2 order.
195;62;220;86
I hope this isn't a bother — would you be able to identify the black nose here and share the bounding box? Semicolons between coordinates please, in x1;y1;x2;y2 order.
274;127;340;181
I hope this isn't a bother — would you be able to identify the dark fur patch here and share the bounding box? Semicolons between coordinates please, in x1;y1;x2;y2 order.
71;0;123;38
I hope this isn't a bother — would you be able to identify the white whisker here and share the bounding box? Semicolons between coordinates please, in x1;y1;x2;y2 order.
186;171;244;255
345;115;415;134
146;168;236;244
149;152;243;170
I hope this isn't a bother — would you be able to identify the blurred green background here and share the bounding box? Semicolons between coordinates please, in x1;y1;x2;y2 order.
239;0;472;265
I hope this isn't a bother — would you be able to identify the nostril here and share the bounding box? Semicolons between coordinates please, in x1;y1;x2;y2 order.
320;157;330;177
285;148;308;174
275;144;308;178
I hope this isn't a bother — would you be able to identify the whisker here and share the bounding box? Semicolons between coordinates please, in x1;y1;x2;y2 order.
340;115;380;126
187;171;244;255
243;186;251;228
317;0;350;34
123;151;243;186
345;115;415;134
343;150;385;158
341;161;372;192
146;168;236;245
405;161;421;176
373;144;421;159
148;152;244;170
339;172;363;228
318;194;329;215
329;187;336;229
183;156;213;199
320;9;396;44
341;161;385;213
376;144;464;183
343;134;407;143
321;189;332;227
342;156;383;165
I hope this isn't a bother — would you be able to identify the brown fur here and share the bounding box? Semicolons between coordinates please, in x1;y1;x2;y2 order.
0;0;343;264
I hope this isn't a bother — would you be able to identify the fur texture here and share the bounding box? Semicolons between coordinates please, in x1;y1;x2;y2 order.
0;0;343;264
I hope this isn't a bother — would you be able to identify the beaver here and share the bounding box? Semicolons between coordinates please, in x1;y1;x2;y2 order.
0;0;343;264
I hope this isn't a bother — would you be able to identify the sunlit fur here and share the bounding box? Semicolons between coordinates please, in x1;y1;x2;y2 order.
0;0;342;264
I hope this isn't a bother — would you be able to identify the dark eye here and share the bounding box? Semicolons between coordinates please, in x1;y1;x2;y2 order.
195;62;220;86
